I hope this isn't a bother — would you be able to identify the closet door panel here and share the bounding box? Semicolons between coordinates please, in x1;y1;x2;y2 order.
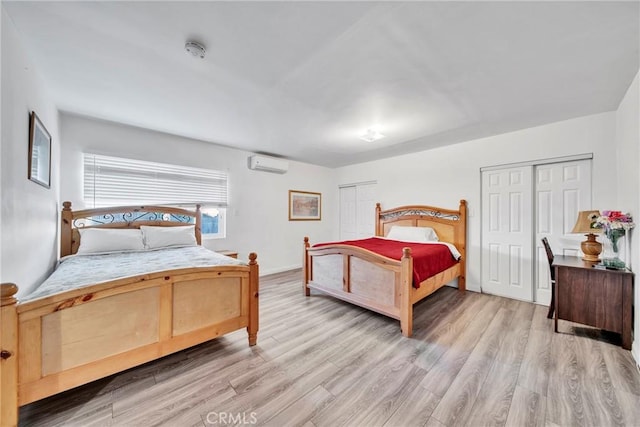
340;186;357;240
481;166;534;301
356;183;377;238
534;160;591;304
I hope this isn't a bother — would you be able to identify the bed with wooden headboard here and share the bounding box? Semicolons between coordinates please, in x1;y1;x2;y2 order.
0;202;259;426
303;200;466;337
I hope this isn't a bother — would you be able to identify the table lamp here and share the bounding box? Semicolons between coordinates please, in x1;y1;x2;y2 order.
571;210;602;262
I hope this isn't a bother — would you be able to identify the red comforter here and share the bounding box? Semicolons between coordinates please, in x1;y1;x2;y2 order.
313;237;458;288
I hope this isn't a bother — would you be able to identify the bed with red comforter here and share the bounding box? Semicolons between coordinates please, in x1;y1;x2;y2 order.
303;200;467;337
314;237;459;288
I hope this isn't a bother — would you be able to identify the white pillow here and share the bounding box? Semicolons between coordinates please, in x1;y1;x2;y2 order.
140;225;197;249
77;228;145;254
386;226;439;243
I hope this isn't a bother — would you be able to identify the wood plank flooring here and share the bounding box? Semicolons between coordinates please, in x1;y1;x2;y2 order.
19;270;640;426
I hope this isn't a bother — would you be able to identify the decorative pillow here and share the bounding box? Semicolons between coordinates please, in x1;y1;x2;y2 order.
386;226;439;243
140;225;197;249
77;228;145;254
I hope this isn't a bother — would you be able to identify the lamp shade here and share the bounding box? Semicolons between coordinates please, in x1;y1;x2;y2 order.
571;210;602;234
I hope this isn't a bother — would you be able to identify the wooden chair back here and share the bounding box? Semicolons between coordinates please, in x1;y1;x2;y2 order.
541;237;555;281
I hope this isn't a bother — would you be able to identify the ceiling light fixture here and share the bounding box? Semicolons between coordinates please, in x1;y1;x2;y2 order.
185;41;206;59
359;129;385;142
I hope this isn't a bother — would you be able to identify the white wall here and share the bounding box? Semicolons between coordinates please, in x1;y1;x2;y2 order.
1;8;60;298
615;70;639;362
335;112;618;292
59;113;336;275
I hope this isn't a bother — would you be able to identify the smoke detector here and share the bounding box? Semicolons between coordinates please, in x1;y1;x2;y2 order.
185;41;206;59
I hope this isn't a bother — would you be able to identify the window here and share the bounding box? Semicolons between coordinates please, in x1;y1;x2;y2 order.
202;207;226;239
83;154;228;238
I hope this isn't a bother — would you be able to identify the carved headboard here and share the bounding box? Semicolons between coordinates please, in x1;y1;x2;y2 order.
375;200;467;259
60;202;202;257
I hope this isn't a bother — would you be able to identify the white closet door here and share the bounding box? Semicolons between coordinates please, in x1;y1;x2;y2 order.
339;183;377;240
534;159;592;304
340;186;357;240
482;166;534;301
356;183;377;238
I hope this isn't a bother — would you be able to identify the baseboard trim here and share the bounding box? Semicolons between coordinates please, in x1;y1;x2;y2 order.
632;341;640;371
259;264;301;277
466;282;480;293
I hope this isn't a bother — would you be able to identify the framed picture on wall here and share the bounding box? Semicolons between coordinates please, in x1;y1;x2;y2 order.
289;190;321;221
28;111;52;188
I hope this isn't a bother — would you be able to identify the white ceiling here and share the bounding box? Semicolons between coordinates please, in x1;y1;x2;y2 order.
4;1;639;167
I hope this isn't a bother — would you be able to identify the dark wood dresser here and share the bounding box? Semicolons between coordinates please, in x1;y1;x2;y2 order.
553;255;634;350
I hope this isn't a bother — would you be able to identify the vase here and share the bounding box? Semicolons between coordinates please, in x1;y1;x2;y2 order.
603;229;626;269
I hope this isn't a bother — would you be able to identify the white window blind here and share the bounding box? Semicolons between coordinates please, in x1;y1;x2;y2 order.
83;154;228;208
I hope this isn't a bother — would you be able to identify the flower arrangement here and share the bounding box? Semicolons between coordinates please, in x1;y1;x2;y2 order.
590;211;635;253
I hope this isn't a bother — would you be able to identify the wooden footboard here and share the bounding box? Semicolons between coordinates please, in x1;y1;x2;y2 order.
0;255;258;426
304;241;410;319
303;241;457;336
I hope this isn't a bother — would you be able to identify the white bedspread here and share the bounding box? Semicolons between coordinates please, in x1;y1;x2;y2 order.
23;246;245;302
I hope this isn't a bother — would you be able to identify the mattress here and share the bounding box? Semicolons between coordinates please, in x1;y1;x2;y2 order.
23;245;243;302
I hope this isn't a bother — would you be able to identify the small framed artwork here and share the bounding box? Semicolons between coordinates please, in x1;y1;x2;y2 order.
28;111;52;188
289;190;321;221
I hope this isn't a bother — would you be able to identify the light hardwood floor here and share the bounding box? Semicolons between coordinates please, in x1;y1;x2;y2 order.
19;270;640;426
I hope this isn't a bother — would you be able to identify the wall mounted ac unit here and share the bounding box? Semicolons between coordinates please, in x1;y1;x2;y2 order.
248;155;289;174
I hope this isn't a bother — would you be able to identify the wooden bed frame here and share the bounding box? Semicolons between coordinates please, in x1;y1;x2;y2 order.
0;202;259;426
303;200;466;337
